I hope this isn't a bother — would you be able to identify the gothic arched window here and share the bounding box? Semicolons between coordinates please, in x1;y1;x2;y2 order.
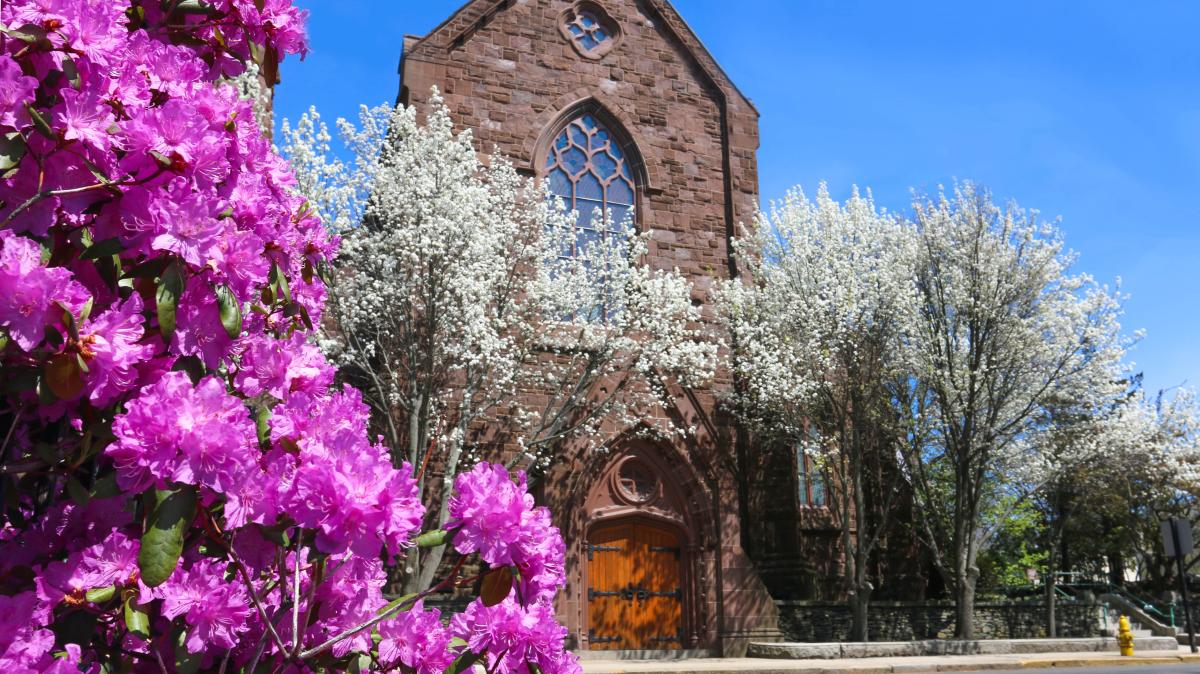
544;113;636;259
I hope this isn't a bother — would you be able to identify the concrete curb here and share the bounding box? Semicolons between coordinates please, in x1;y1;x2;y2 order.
579;651;1200;674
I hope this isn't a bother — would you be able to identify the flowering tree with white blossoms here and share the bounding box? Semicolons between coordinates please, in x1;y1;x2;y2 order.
280;97;716;593
1073;388;1200;584
901;183;1130;639
0;1;580;672
718;185;920;641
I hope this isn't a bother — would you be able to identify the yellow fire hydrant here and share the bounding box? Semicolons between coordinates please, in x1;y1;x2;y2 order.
1117;615;1135;656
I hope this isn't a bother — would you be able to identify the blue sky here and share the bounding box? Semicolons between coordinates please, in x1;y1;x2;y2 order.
275;1;1200;396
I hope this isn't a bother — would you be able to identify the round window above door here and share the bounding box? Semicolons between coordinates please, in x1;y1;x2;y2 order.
613;457;660;505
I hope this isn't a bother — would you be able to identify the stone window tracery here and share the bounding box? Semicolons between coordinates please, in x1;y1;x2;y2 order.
560;3;620;59
566;10;612;53
544;113;636;259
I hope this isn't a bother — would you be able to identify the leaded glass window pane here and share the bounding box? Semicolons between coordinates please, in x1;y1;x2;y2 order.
565;10;613;55
545;113;637;322
544;114;636;258
797;436;828;507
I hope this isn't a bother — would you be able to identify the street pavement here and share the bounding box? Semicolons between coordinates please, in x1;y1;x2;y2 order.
578;646;1200;674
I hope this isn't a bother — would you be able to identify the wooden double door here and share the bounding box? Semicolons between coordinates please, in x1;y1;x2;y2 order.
586;521;684;650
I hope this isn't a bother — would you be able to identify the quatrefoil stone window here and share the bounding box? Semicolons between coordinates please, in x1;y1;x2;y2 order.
560;3;620;59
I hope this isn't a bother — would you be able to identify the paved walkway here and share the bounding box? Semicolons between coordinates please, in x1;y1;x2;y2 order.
580;646;1200;674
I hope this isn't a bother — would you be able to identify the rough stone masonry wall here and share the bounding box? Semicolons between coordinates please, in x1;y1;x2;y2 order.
777;601;1106;642
399;0;774;654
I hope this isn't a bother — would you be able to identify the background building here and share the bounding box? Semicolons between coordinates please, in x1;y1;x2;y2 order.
397;0;862;655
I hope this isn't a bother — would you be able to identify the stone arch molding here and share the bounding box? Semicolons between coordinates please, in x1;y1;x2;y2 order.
565;436;719;649
524;90;664;193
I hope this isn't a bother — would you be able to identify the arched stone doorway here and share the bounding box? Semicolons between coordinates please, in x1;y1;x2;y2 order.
569;444;715;651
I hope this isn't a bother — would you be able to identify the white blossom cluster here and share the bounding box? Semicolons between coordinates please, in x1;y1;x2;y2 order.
278;88;715;481
720;181;1164;544
715;183;917;442
906;184;1136;491
1090;388;1200;486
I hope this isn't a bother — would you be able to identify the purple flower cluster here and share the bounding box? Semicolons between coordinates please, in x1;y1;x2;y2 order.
449;463;567;602
452;597;578;674
0;0;575;671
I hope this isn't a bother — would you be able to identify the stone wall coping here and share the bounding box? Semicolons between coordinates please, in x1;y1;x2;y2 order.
773;600;1099;608
748;637;1180;660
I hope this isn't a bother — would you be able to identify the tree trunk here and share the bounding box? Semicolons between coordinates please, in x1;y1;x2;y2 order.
849;586;871;642
1108;552;1125;586
1045;565;1057;638
955;564;979;639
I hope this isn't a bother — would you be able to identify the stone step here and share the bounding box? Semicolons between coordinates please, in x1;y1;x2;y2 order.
575;649;717;661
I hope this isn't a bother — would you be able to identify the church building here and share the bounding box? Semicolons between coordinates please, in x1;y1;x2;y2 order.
398;0;839;655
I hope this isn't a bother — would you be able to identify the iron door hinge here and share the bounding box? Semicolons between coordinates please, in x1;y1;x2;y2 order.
587;543;621;560
648;545;680;558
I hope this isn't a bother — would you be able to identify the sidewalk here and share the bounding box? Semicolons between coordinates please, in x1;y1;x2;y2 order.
580;646;1200;674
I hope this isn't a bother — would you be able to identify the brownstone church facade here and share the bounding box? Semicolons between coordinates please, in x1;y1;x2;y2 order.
398;0;843;656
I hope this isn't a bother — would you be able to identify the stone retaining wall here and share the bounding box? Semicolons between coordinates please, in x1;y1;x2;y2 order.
777;601;1106;642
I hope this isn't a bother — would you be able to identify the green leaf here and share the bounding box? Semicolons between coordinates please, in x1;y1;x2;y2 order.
137;486;196;588
173;0;220;16
148;149;175;170
1;23;51;47
44;353;84;400
81;237;123;260
0;132;25;172
257;521;290;548
255;406;272;446
174;625;202;674
66;476;90;506
270;263;291;304
480;567;513;607
124;597;150;639
296;302;314;331
347;654;371;674
375;592;417;617
57;302;80;341
25;103;55;139
215;284;242;338
85;585;116;604
414;529;450;548
90;471;119;499
61;56;81;90
77;295;95;323
155;263;183;343
447;649;483;674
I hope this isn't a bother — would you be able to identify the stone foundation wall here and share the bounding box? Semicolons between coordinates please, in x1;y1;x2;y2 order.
777;601;1106;642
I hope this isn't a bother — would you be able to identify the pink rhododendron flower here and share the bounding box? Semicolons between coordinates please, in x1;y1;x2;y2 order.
378;601;454;674
448;463;533;565
451;597;581;674
37;531;139;606
0;0;572;669
307;556;386;658
77;294;155;406
0;54;37;129
110;371;257;494
175;277;235;367
0;230;89;351
159;559;252;653
55;87;116;152
235;332;334;401
0;592;55;673
272;388;424;557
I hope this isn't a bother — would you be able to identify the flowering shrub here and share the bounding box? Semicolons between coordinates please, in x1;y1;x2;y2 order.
0;1;576;673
